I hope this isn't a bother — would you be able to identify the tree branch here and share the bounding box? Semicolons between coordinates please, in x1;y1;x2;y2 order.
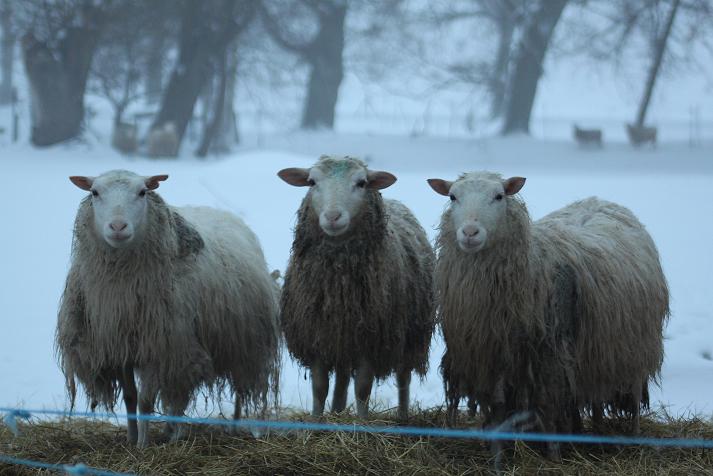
258;2;313;55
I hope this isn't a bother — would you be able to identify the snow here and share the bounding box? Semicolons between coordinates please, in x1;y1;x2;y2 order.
0;131;711;419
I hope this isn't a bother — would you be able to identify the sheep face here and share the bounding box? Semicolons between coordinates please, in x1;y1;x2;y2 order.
428;173;525;253
278;156;396;237
69;170;168;249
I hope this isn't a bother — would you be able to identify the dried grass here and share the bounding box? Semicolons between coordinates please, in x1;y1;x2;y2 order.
1;408;712;475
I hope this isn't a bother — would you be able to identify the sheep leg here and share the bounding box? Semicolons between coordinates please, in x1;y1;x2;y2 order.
118;365;138;445
310;360;330;417
543;417;561;462
492;377;507;425
354;360;374;419
571;400;583;433
396;368;411;421
233;394;242;421
137;381;158;448
591;402;604;433
331;367;350;414
166;400;189;444
632;381;642;435
467;397;478;418
446;397;459;427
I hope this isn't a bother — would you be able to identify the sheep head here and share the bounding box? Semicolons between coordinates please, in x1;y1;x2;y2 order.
428;172;525;253
278;155;396;237
69;170;168;249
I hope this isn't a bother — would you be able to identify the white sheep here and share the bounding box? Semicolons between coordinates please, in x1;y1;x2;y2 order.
278;156;435;420
428;171;668;457
57;170;280;447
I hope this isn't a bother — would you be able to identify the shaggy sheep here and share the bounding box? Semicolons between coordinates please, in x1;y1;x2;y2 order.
278;156;435;420
57;170;280;447
428;172;668;454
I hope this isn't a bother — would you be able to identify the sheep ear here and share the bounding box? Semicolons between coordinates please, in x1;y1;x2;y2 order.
69;176;94;191
427;179;452;196
145;174;169;190
366;170;397;190
503;177;526;195
277;168;311;187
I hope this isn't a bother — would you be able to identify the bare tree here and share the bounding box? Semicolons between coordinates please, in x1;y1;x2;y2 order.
19;1;106;146
90;2;153;127
260;0;347;130
502;0;569;134
424;1;529;119
149;0;257;157
141;0;176;105
196;41;240;156
636;0;681;126
0;0;14;104
569;0;713;128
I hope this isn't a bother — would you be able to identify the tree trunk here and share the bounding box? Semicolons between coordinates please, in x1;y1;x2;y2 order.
300;4;347;130
212;47;239;152
489;17;515;118
150;0;254;156
22;9;102;146
196;44;240;156
196;48;228;157
502;0;568;135
145;32;165;105
0;0;14;105
635;0;680;127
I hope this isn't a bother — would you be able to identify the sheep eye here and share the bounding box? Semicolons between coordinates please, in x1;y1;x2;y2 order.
449;194;456;202
139;189;146;197
307;179;315;186
495;193;504;201
356;179;366;189
91;190;99;197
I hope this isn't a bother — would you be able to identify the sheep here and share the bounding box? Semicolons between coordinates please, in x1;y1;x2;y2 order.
277;156;435;420
111;122;138;155
57;170;280;447
626;123;657;147
147;122;179;157
573;124;603;147
428;172;668;456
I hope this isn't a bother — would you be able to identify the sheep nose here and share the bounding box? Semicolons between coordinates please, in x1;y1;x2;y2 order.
324;210;342;223
462;224;479;237
110;220;128;232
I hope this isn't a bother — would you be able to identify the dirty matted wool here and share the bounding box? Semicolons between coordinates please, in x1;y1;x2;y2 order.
281;190;435;379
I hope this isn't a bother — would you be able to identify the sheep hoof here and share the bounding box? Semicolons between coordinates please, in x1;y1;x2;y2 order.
168;425;185;444
547;442;561;462
227;425;262;438
126;428;138;446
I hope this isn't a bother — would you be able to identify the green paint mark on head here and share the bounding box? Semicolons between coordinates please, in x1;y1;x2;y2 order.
330;160;352;177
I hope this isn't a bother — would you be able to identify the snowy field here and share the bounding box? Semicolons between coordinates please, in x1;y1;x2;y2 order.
0;131;711;420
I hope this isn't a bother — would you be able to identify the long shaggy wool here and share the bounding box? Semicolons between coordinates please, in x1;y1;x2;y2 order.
281;182;435;379
437;172;668;430
56;192;281;414
539;197;669;406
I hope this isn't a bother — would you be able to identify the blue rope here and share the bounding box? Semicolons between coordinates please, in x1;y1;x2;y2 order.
2;410;30;437
0;454;134;476
3;406;713;449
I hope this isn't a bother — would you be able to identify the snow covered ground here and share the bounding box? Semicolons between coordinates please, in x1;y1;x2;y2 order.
0;132;711;420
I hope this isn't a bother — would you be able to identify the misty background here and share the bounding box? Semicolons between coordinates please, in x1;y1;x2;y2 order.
1;0;712;415
0;0;711;151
